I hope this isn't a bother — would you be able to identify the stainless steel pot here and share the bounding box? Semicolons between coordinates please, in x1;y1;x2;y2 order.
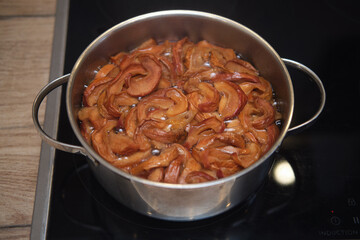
33;10;325;221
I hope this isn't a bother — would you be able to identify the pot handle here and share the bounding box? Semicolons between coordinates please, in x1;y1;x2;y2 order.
282;58;326;133
32;74;88;156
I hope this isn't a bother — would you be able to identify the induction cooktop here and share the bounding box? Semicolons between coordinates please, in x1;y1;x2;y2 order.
31;0;360;239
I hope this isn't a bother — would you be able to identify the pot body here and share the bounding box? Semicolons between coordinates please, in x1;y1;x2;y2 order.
89;154;273;220
66;10;293;221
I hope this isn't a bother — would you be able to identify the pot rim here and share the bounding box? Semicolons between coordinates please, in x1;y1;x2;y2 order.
66;9;293;189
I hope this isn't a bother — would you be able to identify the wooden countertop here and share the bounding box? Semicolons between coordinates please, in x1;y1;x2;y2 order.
0;0;56;239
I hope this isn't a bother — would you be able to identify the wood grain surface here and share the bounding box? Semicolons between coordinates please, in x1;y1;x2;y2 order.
0;0;56;238
0;227;31;240
0;0;55;16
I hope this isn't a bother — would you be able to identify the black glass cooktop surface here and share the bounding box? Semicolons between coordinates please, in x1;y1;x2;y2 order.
46;0;360;239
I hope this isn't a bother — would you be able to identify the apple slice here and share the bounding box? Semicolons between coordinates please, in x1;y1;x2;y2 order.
112;150;152;169
212;72;260;83
232;142;261;168
261;123;279;153
224;59;259;75
130;145;179;175
195;132;245;151
185;171;216;183
199;147;242;177
165;88;188;117
184;117;225;149
187;82;220;113
127;55;162;97
140;120;185;144
172;37;189;76
164;156;183;183
148;168;164;182
137;96;173;123
214;81;247;120
108;131;139;155
240;97;275;130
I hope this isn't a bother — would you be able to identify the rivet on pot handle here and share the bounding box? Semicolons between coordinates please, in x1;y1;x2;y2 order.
32;74;89;157
282;58;326;134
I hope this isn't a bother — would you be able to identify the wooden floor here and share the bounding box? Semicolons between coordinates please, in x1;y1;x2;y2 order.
0;0;56;239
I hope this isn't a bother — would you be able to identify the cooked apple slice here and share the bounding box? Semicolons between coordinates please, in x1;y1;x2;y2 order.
195;132;245;151
124;107;137;138
135;38;158;50
158;77;172;89
83;77;113;107
178;157;202;184
212;72;260;83
196;40;236;70
184;45;209;75
232;142;261;168
130;145;179;175
199;83;219;112
105;91;138;118
78;106;107;130
192;82;220;113
172;37;189;76
133;127;152;151
108;131;139;155
240;97;275;130
164;108;197;130
184;117;224;149
137;95;173;123
224;59;259;75
199;147;242;177
184;40;235;75
148;167;164;182
185;171;216;183
261;123;279;153
214;81;247;120
140;120;185;144
107;64;145;96
164;156;183;183
91;120;118;163
97;90;113;119
127;55;162;97
111;149;152;169
83;65;120;106
94;64;117;79
165;88;188;117
158;56;176;84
